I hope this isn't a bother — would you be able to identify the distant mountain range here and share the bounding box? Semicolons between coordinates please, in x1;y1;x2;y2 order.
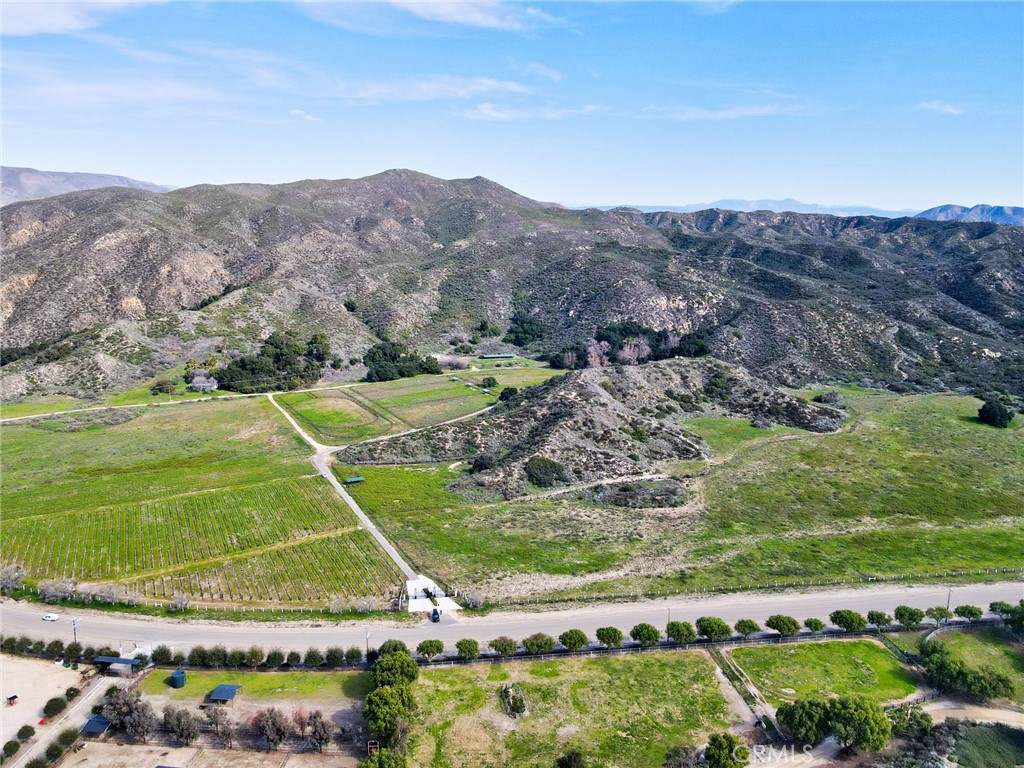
594;198;1024;225
916;204;1024;226
1;166;173;206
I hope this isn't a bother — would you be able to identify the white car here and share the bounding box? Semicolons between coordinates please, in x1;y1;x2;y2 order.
41;613;59;622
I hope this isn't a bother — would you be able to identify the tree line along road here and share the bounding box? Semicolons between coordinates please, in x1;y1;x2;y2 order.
2;582;1020;655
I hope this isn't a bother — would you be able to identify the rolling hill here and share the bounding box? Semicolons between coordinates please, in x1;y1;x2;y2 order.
1;165;173;206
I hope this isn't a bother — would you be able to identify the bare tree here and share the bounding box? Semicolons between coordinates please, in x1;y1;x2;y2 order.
291;708;309;737
169;593;192;612
0;565;25;593
163;705;202;745
585;339;611;368
308;710;332;753
38;579;77;603
251;708;289;751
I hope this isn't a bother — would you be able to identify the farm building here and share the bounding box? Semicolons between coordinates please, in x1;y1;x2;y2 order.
478;353;515;359
209;683;242;705
93;656;141;676
80;715;112;737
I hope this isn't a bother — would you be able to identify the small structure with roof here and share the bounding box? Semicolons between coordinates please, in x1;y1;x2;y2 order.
80;715;112;737
404;575;461;614
93;656;141;676
209;684;242;706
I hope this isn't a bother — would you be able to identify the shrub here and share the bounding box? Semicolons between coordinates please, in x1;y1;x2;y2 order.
766;614;801;637
416;640;444;661
227;648;247;667
187;645;209;667
208;644;228;668
894;605;925;627
151;644;172;665
596;627;623;648
56;728;80;748
481;376;498;389
455;638;480;660
25;759;48;768
954;605;983;622
266;648;285;667
734;619;760;638
304;648;324;667
556;749;587;768
979;398;1013;428
522;633;555;655
829;610;868;632
524;455;566;487
16;726;34;742
44;640;64;659
371;653;419;688
43;697;68;717
325;646;345;667
3;741;19;759
705;732;749;768
489;636;517;657
46;742;66;761
667;621;697;644
696;616;732;641
498;386;518;402
247;645;266;668
377;640;410;657
804;617;825;632
345;646;364;665
65;686;81;701
286;650;301;666
558;629;588;653
867;611;892;627
629;623;661;647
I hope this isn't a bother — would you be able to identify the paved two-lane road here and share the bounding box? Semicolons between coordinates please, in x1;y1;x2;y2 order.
3;582;1019;654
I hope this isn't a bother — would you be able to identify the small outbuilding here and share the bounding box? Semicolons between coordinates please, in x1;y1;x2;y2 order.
80;715;112;737
209;684;242;705
93;656;141;676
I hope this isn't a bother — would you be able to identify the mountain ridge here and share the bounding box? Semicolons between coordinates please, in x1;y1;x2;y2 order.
2;169;1022;401
0;165;174;206
916;204;1024;226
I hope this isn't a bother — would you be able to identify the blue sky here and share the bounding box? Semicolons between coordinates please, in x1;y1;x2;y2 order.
2;1;1021;209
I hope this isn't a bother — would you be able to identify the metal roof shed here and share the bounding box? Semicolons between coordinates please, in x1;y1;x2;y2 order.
209;684;242;704
80;715;112;736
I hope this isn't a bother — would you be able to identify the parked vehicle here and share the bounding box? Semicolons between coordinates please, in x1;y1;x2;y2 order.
42;614;59;622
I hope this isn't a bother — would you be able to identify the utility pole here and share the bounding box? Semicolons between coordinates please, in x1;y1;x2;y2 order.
365;630;371;659
666;607;671;636
946;588;952;612
71;619;79;646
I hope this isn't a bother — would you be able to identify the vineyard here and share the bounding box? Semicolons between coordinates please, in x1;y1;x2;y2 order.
3;477;403;603
130;530;403;602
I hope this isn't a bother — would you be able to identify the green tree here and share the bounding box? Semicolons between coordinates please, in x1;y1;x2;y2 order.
558;629;589;653
16;725;34;742
252;707;289;750
499;386;519;402
734;619;760;638
304;647;324;667
776;699;831;745
416;640;444;661
163;705;202;745
696;616;732;641
456;638;480;660
247;645;266;668
524;455;567;487
152;644;172;665
363;686;410;747
667;621;697;644
266;648;285;667
596;627;623;648
804;618;825;633
829;610;868;632
308;710;332;752
829;696;891;752
887;704;932;739
371;652;419;688
378;639;410;657
705;732;749;768
766;615;801;637
978;398;1013;428
360;750;408;768
894;605;925;628
990;601;1013;617
43;697;67;717
3;741;20;759
345;647;364;665
630;623;661;647
522;633;556;655
489;636;517;657
325;646;345;667
926;606;953;625
954;605;982;622
867;611;892;628
481;376;498;389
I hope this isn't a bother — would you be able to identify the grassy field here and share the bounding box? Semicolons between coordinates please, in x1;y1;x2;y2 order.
934;628;1024;703
140;669;372;702
0;395;86;419
882;629;929;656
953;724;1024;768
409;653;733;768
336;463;676;596
281;367;561;443
1;398;309;519
730;640;918;707
679;417;804;457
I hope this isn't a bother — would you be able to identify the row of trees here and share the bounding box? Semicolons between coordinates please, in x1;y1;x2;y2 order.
2;726;80;768
360;640;420;768
152;643;367;669
545;321;711;370
216;332;329;393
920;641;1015;700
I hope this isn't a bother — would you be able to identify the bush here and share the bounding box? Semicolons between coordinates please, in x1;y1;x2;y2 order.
56;728;80;748
46;742;66;761
867;611;892;627
25;759;48;768
558;629;589;653
152;644;172;665
455;638;479;660
187;645;208;667
227;648;247;667
894;605;925;627
416;640;444;661
765;614;801;637
266;648;285;667
596;627;623;648
325;646;346;667
17;725;35;742
286;650;301;666
481;376;498;389
629;623;661;647
377;640;409;657
979;398;1013;428
556;749;587;768
521;633;555;655
666;621;697;644
696;616;732;641
43;697;67;717
3;741;19;759
498;386;518;402
65;686;80;701
304;647;324;667
489;636;517;657
524;455;567;487
371;653;419;688
734;619;760;638
345;646;364;665
829;610;868;632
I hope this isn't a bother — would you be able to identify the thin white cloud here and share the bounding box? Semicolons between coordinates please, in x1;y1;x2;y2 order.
336;75;528;103
290;108;322;122
648;103;804;121
917;101;964;116
523;62;563;82
461;102;603;121
1;1;165;36
296;0;560;33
